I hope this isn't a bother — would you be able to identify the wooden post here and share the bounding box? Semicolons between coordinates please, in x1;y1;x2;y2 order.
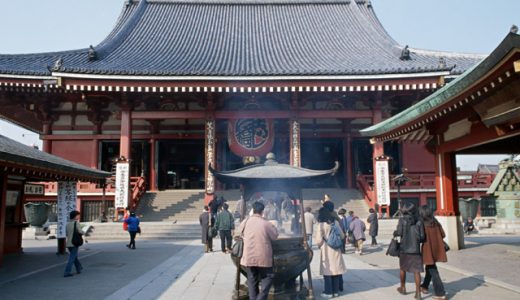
149;138;157;191
345;134;353;189
120;109;132;160
299;190;314;298
0;175;7;266
204;119;216;204
42;121;52;153
290;119;301;167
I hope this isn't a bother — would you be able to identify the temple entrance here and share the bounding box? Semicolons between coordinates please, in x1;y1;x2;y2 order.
99;140;149;177
301;138;345;188
157;140;205;190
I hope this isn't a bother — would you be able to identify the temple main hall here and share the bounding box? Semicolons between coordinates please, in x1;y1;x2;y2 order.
0;0;486;219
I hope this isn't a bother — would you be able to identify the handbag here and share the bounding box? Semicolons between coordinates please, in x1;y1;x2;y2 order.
231;217;249;259
386;237;400;257
443;241;450;252
208;226;218;238
137;226;141;234
72;221;84;247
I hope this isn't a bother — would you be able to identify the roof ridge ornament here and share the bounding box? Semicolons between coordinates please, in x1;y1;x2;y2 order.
438;57;446;69
511;24;518;34
400;45;411;61
88;45;97;61
51;58;63;71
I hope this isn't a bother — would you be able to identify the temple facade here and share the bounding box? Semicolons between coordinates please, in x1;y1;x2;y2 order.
0;0;486;219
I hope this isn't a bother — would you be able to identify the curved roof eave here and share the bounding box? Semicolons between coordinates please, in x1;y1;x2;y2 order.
360;32;520;138
209;161;339;180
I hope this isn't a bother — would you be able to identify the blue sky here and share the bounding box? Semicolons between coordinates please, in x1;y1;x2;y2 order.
0;0;517;169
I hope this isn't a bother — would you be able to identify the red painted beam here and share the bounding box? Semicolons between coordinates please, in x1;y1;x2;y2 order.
132;110;372;120
438;122;520;153
132;111;206;119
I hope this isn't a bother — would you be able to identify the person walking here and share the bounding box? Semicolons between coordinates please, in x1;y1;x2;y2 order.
215;203;235;253
367;208;379;246
125;212;140;249
349;215;366;255
395;203;425;300
208;195;220;223
64;210;83;277
304;206;316;248
315;204;346;298
419;205;448;300
238;201;279;300
199;206;214;253
337;208;348;253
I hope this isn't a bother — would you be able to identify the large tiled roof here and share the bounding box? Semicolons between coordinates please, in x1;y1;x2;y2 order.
0;0;484;78
0;134;110;182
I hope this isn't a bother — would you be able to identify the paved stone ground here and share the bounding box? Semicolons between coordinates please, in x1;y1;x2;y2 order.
0;235;519;299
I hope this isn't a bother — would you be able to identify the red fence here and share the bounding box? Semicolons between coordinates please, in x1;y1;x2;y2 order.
37;176;147;209
356;172;495;206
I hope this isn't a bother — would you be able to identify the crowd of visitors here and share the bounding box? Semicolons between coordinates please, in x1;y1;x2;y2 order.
194;193;448;300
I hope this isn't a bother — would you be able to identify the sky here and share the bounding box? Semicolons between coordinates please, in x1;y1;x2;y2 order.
0;0;518;169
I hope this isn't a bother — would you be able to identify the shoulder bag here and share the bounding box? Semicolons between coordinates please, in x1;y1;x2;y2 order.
231;218;249;258
386;237;400;257
72;221;84;247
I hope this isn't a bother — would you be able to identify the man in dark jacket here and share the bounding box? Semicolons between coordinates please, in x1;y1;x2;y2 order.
215;203;235;253
199;206;213;253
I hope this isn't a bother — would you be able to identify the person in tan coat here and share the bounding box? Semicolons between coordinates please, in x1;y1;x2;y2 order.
419;205;447;300
315;203;347;298
238;201;279;300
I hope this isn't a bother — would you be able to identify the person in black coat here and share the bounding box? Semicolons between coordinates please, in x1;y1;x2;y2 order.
395;203;425;299
199;206;214;252
367;208;379;246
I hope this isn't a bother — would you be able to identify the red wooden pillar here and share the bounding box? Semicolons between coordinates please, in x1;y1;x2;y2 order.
344;134;353;189
91;138;99;169
120;109;132;160
435;151;459;216
434;149;464;250
371;100;385;212
149;138;157;191
42;121;52;153
0;174;7;266
204;119;216;204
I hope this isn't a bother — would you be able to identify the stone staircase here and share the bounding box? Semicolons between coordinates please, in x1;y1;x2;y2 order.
85;222;201;240
136;190;208;222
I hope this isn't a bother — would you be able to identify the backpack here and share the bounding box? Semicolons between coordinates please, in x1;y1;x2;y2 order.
324;222;343;249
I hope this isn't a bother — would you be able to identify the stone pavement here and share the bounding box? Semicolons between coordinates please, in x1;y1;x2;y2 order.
0;236;519;300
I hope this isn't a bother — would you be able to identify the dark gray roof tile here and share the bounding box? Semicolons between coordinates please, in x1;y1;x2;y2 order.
0;0;485;77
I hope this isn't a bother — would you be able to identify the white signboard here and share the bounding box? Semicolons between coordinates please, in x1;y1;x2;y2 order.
375;160;391;206
24;183;45;195
57;181;77;239
115;162;130;208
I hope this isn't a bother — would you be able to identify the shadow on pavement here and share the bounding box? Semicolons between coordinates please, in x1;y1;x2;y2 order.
0;239;203;300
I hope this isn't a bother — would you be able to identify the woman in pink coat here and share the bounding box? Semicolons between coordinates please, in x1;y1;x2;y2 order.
315;202;347;298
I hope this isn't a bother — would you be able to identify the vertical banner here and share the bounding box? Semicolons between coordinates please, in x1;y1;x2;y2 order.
115;161;130;208
375;159;391;205
205;119;215;194
57;181;77;239
290;120;301;167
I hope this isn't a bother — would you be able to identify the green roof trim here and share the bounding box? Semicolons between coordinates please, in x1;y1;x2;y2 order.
360;32;520;138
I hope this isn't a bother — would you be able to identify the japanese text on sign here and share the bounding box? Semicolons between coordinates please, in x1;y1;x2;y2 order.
115;162;130;208
57;181;77;238
375;160;390;206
